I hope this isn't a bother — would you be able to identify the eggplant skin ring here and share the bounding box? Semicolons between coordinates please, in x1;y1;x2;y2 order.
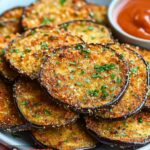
31;121;97;150
40;43;129;113
94;44;149;120
86;111;150;147
13;78;79;128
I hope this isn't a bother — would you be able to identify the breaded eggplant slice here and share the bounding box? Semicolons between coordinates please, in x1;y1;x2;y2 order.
0;7;23;22
86;3;108;24
59;20;113;44
40;44;129;113
0;35;19;82
5;26;83;79
22;0;91;29
0;78;27;132
126;45;150;111
95;44;149;120
14;78;78;128
0;21;22;36
86;111;150;147
0;7;23;35
32;121;96;150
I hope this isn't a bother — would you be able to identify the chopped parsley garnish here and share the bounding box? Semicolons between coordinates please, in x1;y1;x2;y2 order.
69;61;77;65
25;48;31;53
116;78;122;84
56;61;61;65
41;17;54;25
101;85;109;98
138;117;143;123
88;89;99;97
10;48;20;53
30;30;36;35
60;0;66;5
91;73;102;79
119;54;124;60
110;74;116;79
130;67;139;74
49;36;58;41
75;82;82;86
81;49;91;54
88;26;94;31
75;44;84;50
21;101;29;106
44;109;51;115
81;70;86;75
94;63;116;73
84;78;91;84
61;23;69;31
40;42;49;50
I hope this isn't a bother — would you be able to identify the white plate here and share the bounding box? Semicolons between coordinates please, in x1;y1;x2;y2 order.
0;0;149;149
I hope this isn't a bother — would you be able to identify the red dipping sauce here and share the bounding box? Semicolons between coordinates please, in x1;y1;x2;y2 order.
117;0;150;40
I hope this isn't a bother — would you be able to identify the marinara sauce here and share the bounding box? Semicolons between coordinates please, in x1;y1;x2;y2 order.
117;0;150;40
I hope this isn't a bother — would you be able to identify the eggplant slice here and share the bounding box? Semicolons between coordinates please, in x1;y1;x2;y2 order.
94;44;149;120
85;3;108;24
0;7;23;36
5;26;83;79
59;20;113;44
0;78;27;132
86;111;150;147
0;35;19;82
22;0;91;29
0;7;23;22
31;121;96;150
126;45;150;111
14;78;78;128
40;43;129;113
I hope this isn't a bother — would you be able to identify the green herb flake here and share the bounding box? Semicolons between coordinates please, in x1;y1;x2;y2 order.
116;78;122;84
130;67;139;74
138;117;143;123
84;78;91;84
91;73;102;79
69;61;77;65
70;75;74;80
88;26;94;31
101;85;109;98
87;89;99;97
81;49;91;54
60;0;66;5
75;44;84;50
0;49;5;55
61;23;69;31
21;101;29;106
10;48;20;53
40;42;49;50
41;17;54;25
81;70;86;75
25;48;31;53
119;54;124;60
110;74;116;79
44;109;51;116
56;61;61;65
75;82;82;86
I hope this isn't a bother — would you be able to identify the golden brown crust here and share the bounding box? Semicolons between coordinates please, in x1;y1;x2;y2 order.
22;0;91;29
5;26;83;79
95;44;148;119
0;35;19;82
14;78;78;127
85;3;108;24
128;45;150;110
0;78;23;128
32;121;96;150
60;20;113;44
40;44;129;112
86;111;150;145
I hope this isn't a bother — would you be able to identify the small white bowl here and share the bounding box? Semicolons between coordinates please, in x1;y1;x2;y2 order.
108;0;150;50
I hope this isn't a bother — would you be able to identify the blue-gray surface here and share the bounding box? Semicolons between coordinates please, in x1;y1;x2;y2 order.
0;0;149;150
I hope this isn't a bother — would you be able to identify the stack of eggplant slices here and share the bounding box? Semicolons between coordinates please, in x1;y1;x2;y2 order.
0;0;150;149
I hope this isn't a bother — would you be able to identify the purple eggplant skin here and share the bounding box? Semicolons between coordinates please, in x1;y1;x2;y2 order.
13;78;79;129
93;46;150;121
86;128;150;148
39;43;130;114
